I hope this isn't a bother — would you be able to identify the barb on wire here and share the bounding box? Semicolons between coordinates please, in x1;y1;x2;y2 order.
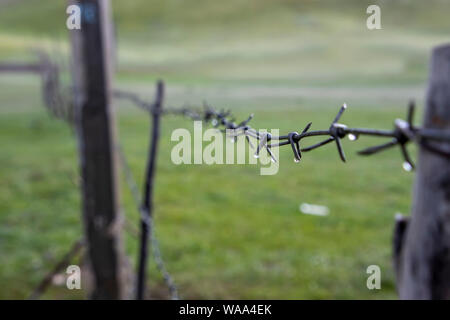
114;88;450;170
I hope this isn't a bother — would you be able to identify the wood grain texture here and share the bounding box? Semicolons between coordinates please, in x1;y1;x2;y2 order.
71;0;128;299
396;44;450;299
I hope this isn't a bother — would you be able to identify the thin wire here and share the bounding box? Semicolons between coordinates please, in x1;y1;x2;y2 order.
114;90;450;169
117;144;179;300
28;239;84;300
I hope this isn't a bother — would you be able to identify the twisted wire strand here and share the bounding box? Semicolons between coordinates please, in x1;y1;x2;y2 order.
114;89;450;170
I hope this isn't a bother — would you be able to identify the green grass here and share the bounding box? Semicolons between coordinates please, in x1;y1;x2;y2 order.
0;78;415;299
0;0;445;299
0;1;449;85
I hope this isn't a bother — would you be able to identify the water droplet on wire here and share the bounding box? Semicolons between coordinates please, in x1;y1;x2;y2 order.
402;162;413;172
294;158;300;163
348;134;358;141
254;154;260;159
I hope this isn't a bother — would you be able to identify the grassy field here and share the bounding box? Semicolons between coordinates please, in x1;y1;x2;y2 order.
0;0;449;299
0;76;416;299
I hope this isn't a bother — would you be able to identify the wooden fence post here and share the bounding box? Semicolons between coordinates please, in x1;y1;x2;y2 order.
395;44;450;299
70;0;128;299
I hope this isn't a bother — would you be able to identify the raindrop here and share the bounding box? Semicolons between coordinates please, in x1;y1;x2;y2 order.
211;119;218;126
271;158;276;163
402;162;413;172
254;154;260;159
348;134;358;141
294;158;300;163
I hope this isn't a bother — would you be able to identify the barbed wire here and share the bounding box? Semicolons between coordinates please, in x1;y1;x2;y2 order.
29;54;450;300
114;84;449;299
113;88;450;171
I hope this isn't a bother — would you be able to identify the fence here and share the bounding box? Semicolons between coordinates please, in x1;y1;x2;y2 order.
1;0;450;300
20;57;450;299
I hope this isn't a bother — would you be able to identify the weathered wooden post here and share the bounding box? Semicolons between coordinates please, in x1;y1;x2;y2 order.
395;44;450;299
70;0;128;299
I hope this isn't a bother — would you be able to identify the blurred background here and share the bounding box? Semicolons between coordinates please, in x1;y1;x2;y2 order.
0;0;449;299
